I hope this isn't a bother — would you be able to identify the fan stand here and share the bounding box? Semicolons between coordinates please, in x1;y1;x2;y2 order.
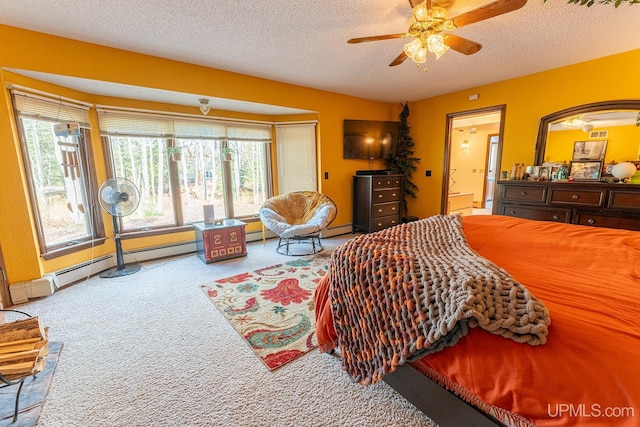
100;216;141;278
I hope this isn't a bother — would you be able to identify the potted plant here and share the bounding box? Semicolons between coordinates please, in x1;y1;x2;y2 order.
222;147;234;161
166;146;182;161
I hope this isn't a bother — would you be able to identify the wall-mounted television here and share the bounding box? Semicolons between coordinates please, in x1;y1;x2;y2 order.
343;119;400;159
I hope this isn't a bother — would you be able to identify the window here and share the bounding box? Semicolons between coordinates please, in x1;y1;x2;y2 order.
12;90;101;255
275;123;317;194
99;109;272;232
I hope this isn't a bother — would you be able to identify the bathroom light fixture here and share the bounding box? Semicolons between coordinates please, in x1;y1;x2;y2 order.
199;98;210;115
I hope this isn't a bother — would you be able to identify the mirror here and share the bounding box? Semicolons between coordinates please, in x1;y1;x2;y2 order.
535;100;640;166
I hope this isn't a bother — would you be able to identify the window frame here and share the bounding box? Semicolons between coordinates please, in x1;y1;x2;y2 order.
12;92;105;259
99;109;273;235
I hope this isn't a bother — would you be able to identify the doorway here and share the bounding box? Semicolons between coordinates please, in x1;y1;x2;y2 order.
441;105;505;216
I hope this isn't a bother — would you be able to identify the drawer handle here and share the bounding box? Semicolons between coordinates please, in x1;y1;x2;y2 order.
377;222;383;226
378;194;383;198
391;207;396;211
587;219;595;225
572;195;579;200
392;193;397;197
520;191;527;196
391;220;397;224
552;215;559;220
378;209;383;212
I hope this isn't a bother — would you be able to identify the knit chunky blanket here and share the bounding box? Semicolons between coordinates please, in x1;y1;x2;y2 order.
328;214;550;385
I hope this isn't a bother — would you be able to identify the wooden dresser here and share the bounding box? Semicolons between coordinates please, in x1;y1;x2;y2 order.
494;180;640;231
353;173;403;233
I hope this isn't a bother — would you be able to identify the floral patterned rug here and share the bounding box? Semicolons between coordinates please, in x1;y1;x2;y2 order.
200;253;330;370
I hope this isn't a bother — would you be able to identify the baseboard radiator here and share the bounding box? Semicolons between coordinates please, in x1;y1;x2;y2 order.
10;224;353;304
10;240;196;304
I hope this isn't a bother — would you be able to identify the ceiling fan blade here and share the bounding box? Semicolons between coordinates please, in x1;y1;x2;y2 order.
408;0;423;8
452;0;527;29
443;34;482;55
389;51;409;67
348;34;406;44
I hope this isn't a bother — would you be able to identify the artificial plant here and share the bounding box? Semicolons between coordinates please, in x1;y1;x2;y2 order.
387;102;421;216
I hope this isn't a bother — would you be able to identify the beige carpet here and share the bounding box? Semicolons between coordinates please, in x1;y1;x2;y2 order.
14;235;436;427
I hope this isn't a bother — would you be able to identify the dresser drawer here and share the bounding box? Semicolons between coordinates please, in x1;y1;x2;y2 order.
373;188;401;203
500;203;571;223
548;188;605;206
573;211;640;231
501;185;546;203
372;176;401;189
371;215;400;231
372;202;400;218
608;190;640;211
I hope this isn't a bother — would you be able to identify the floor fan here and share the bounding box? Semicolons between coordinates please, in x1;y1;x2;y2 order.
98;177;141;278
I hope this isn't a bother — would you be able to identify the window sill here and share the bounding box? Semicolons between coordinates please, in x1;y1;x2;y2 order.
42;238;107;260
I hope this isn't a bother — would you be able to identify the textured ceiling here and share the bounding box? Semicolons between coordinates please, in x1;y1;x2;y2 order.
1;0;639;112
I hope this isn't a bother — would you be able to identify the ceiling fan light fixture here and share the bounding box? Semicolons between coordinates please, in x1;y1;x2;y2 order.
413;2;429;21
427;34;449;59
413;46;428;64
199;98;211;115
403;38;423;58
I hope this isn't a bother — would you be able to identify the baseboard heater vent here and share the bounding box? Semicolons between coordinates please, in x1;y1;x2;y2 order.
10;254;114;304
122;241;196;263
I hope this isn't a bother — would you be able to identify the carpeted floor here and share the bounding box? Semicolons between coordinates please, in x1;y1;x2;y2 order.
13;235;436;427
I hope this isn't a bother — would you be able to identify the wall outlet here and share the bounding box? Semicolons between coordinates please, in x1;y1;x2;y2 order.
425;170;432;177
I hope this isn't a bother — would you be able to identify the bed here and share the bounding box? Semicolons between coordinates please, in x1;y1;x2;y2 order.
314;214;640;426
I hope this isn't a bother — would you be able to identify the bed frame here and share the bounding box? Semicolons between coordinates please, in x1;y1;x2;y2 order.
383;364;507;427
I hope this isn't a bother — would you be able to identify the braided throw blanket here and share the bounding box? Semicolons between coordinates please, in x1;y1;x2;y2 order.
329;214;550;385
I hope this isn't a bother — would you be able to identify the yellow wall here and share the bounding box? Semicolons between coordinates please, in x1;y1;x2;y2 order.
545;124;640;164
407;48;640;219
0;24;398;284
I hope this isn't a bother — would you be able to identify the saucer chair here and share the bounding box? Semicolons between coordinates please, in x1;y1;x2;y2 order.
259;191;337;256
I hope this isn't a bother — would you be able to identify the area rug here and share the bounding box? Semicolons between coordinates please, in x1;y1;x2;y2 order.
200;253;330;370
0;341;63;427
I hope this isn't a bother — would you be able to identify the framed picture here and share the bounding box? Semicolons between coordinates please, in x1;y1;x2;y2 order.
572;140;608;160
569;160;603;181
538;166;550;181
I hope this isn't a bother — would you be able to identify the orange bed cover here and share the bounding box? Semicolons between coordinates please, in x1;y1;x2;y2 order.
315;215;640;426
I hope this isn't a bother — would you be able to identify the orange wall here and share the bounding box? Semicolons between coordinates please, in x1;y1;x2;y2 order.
2;23;640;286
0;24;398;283
406;48;640;219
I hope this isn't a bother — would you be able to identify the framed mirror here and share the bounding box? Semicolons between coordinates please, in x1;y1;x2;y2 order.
535;100;640;167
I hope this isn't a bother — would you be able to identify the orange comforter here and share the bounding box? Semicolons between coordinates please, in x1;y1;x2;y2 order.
315;215;640;426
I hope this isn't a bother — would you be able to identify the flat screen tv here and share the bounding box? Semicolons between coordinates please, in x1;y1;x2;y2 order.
343;119;400;159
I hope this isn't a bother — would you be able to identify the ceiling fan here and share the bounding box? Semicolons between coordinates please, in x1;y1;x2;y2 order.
348;0;528;68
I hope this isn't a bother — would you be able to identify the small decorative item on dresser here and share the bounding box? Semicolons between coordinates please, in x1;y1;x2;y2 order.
509;163;526;180
569;160;603;181
611;162;638;183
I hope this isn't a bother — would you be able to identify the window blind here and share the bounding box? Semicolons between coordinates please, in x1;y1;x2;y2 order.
98;108;272;142
12;90;91;127
275;123;317;194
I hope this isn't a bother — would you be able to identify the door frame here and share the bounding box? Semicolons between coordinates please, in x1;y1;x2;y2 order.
440;105;506;214
483;133;500;209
